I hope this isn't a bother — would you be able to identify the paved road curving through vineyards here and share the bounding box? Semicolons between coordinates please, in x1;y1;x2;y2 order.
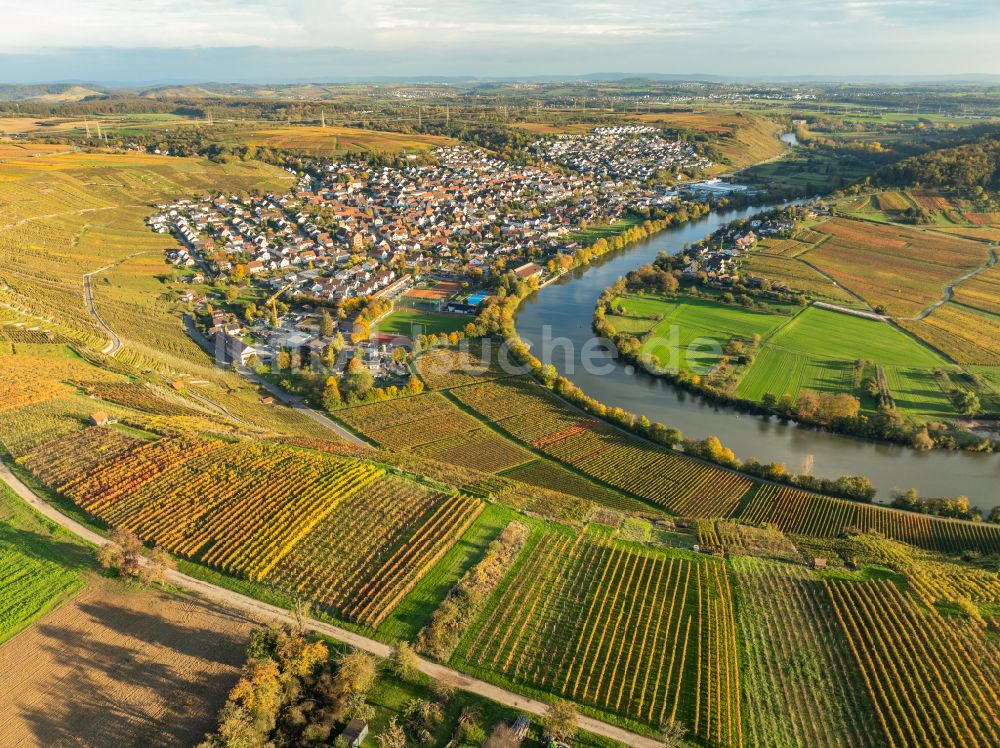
0;462;660;748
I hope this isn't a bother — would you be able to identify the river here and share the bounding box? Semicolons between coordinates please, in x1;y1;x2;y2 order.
515;202;1000;508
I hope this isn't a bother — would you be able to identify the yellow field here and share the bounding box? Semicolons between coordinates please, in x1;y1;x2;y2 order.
933;226;1000;242
0;141;73;159
0;148;336;439
510;122;604;135
0;118;86;135
244;125;460;155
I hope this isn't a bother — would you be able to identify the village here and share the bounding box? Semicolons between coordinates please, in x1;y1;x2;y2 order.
530;125;712;181
150;141;715;395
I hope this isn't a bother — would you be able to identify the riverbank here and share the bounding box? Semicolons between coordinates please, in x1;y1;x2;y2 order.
512;203;1000;507
595;284;995;457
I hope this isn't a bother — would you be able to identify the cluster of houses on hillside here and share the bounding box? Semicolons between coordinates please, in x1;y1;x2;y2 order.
150;142;728;384
531;126;712;181
150;146;680;306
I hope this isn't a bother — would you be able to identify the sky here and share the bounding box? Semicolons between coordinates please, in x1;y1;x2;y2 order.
2;0;999;84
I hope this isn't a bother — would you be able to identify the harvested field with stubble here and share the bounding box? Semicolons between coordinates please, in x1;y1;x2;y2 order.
0;582;257;748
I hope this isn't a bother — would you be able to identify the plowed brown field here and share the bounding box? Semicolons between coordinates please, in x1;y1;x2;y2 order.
0;582;256;747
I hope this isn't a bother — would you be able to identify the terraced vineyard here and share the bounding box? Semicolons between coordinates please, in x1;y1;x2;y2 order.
77;381;208;418
335;391;536;473
61;437;385;580
20;428;484;630
412;428;534;473
500;460;649;514
336;392;482;448
18;426;141;486
456;532;741;744
735;484;1000;554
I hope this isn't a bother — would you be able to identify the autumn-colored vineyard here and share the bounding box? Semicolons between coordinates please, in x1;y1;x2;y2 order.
730;558;879;747
734;484;1000;554
335;392;535;474
900;303;1000;366
449;377;752;516
60;437;384;580
807;218;986;317
827;579;1000;747
458;532;742;745
18;426;141;487
13;430;471;628
77;381;208;418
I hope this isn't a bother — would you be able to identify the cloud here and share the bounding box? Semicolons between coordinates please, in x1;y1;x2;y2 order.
2;0;998;79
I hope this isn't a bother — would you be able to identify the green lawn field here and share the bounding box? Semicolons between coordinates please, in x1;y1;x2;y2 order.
735;307;958;420
628;295;788;373
564;215;643;245
0;482;88;645
374;308;468;337
768;307;946;365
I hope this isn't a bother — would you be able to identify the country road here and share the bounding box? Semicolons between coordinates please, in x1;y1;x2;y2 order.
0;462;655;748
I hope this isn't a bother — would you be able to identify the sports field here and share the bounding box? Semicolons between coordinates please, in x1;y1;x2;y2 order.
374;308;468;337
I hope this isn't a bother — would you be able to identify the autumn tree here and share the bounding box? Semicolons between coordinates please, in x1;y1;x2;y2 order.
321;376;342;410
96;526;145;578
376;717;406;748
661;718;687;747
544;699;578;743
390;641;420;681
320;309;334;338
335;650;377;696
484;723;522;748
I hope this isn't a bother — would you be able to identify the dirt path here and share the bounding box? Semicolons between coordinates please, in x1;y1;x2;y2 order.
908;247;997;321
81;251;158;356
0;464;654;748
82;273;120;355
811;301;889;321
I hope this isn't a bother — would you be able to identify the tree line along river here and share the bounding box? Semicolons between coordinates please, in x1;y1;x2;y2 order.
515;202;1000;509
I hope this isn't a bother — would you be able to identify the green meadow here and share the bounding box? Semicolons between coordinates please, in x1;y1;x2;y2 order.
615;294;960;421
736;308;957;419
614;294;788;373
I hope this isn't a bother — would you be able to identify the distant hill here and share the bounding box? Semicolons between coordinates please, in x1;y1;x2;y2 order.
0;83;107;102
138;85;231;99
